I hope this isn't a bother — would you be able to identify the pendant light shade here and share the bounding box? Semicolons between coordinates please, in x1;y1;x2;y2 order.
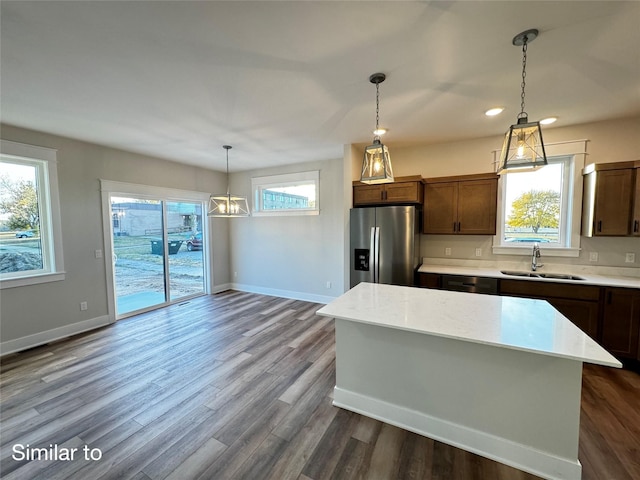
208;145;250;217
360;73;394;184
498;29;547;174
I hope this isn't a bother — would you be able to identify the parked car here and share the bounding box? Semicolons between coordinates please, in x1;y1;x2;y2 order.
15;231;34;238
186;232;202;251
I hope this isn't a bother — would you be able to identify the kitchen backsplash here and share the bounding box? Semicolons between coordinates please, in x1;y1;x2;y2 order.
420;235;640;278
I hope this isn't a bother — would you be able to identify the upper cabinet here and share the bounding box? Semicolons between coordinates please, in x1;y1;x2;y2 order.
423;173;498;235
582;160;640;237
353;176;423;206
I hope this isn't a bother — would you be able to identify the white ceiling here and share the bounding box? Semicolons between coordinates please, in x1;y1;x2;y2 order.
1;1;639;172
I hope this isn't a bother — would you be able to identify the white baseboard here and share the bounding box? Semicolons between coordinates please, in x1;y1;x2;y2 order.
0;315;111;356
333;387;582;480
211;283;233;294
231;283;337;304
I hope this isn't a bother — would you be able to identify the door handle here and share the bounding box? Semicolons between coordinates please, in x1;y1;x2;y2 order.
374;227;380;283
634;220;639;233
597;220;602;232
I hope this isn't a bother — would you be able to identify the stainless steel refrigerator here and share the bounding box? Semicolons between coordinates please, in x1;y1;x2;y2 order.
350;205;420;288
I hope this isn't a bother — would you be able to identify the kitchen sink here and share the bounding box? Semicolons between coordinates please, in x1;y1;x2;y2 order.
500;270;540;277
500;270;585;281
537;273;585;281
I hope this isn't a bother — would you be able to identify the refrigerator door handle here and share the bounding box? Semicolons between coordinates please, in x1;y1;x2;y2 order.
373;226;381;283
369;227;376;283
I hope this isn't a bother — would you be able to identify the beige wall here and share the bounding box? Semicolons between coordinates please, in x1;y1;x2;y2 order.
228;157;346;301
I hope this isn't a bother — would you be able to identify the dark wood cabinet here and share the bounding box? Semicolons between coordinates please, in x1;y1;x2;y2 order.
417;272;441;289
546;298;600;341
423;173;498;235
499;279;601;340
601;287;640;359
582;160;640;236
353;176;423;206
633;169;640;236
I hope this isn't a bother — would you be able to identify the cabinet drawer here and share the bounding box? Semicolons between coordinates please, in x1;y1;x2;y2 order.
500;279;601;301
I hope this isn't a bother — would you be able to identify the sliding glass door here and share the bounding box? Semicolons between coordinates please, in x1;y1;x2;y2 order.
110;196;205;317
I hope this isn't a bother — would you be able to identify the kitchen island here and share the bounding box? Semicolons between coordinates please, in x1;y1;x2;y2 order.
316;283;621;480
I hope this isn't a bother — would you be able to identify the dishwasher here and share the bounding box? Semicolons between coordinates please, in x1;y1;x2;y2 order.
440;274;498;295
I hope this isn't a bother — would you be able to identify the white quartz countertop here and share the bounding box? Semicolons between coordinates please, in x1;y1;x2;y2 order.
417;264;640;289
317;282;622;368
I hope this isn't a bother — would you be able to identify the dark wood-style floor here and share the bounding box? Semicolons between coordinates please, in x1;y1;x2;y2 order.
1;291;638;480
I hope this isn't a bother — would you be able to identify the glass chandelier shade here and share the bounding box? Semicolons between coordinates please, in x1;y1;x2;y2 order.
362;138;394;184
207;145;250;217
498;29;548;175
498;114;547;174
360;73;394;184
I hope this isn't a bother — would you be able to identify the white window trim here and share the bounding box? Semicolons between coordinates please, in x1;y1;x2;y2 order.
251;170;320;216
492;140;588;258
0;140;65;289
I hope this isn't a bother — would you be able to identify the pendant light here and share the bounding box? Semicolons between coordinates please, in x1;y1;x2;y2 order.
498;29;547;174
360;72;394;184
208;145;250;217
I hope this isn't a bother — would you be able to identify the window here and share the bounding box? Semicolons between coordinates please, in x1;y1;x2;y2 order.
493;153;581;257
0;140;64;288
251;170;319;216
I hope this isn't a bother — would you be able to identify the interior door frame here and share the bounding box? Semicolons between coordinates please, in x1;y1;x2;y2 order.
100;179;211;323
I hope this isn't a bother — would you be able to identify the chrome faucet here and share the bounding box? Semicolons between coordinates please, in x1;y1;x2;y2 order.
531;243;544;271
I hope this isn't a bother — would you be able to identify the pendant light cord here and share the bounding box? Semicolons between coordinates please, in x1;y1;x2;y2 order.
223;145;232;195
519;38;528;118
375;81;380;132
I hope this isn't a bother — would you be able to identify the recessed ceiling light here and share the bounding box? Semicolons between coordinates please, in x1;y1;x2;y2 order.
485;107;504;117
540;117;558;125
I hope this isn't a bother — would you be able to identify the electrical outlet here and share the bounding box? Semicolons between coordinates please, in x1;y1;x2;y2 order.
475;248;482;257
95;249;102;259
80;301;88;311
589;252;598;262
625;253;635;263
445;247;452;256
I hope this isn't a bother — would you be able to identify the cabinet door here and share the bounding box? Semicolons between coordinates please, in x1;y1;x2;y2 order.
423;182;457;234
417;273;441;289
632;169;640;236
457;179;498;235
594;169;634;235
353;185;384;206
601;288;640;359
547;298;599;340
385;181;422;204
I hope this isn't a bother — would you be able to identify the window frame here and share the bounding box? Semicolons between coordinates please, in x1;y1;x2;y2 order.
0;140;65;288
251;170;320;216
492;144;584;258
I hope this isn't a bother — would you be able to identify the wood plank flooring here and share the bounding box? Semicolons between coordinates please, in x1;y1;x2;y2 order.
1;291;639;480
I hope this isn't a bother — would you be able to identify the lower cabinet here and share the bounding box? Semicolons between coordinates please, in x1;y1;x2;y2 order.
546;298;600;341
601;287;640;359
416;272;440;289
